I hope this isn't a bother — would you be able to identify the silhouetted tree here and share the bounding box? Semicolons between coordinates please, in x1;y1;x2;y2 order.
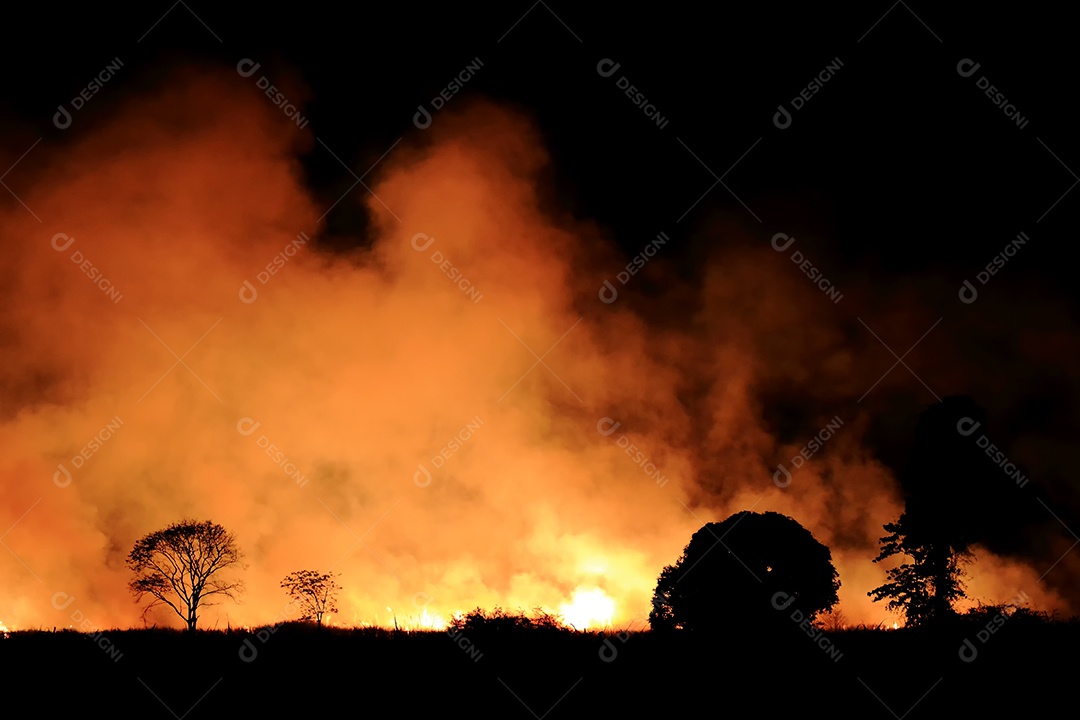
126;519;246;632
868;512;971;627
280;570;342;626
650;511;840;632
869;397;993;626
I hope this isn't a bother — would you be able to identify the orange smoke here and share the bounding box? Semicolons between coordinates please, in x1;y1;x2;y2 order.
0;65;1069;633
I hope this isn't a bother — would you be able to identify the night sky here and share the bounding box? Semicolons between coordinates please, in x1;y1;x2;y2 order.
7;4;1075;262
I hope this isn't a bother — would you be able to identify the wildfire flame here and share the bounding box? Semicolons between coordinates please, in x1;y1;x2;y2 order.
560;587;616;631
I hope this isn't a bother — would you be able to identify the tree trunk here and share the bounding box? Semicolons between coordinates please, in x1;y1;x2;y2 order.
928;544;953;624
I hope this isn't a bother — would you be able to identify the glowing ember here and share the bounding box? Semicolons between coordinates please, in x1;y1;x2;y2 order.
560;587;616;630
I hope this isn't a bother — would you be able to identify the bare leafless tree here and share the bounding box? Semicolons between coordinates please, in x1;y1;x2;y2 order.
127;519;246;631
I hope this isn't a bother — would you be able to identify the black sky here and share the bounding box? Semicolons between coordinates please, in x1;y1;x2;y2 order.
3;4;1075;267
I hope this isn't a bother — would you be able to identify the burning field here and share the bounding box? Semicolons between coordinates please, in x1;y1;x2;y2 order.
0;64;1076;637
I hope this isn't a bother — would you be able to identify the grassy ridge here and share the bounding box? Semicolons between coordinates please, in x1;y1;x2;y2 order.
4;616;1075;716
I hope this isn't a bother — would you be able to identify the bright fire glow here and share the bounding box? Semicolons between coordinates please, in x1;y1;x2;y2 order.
416;608;448;630
380;606;448;631
560;587;616;630
0;70;1069;636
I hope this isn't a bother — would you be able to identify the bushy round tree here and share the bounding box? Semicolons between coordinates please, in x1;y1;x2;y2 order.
650;511;840;632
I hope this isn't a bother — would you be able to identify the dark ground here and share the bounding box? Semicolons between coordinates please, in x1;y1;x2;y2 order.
4;614;1072;716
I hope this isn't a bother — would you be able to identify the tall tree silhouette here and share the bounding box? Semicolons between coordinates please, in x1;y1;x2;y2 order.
869;513;971;626
869;396;999;625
